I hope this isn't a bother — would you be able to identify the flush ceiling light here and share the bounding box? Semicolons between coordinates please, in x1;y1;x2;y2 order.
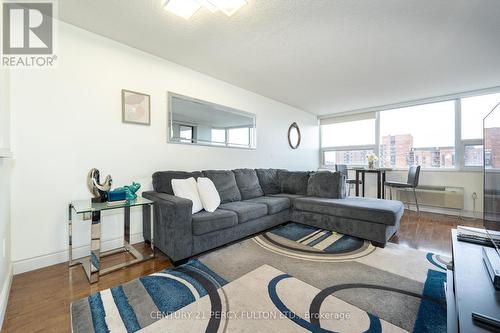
207;0;247;16
164;0;201;19
164;0;247;19
199;0;218;13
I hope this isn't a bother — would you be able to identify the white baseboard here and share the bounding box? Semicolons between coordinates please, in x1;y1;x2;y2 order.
13;233;144;275
0;262;13;329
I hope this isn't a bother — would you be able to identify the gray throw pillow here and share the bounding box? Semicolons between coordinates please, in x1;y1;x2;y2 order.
255;169;283;195
202;170;242;203
278;170;310;195
307;171;346;198
152;171;203;194
233;169;264;200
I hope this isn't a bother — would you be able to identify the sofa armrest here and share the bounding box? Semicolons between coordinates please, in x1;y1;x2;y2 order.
142;191;193;262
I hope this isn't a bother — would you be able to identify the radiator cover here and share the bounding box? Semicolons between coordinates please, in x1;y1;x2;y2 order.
396;185;464;210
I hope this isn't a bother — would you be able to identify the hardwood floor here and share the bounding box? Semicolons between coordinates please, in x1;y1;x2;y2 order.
1;211;483;332
2;244;172;332
389;211;483;257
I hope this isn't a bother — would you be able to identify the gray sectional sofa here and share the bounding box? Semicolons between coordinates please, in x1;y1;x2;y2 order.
143;169;404;263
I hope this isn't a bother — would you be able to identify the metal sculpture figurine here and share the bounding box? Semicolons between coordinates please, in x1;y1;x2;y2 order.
87;168;113;203
114;182;141;201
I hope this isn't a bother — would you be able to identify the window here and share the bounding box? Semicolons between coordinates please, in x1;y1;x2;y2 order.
228;127;250;147
379;101;456;169
321;119;375;147
211;128;226;144
323;149;374;166
207;127;255;148
320;115;376;167
179;125;193;142
459;92;500;168
464;144;484;167
320;89;500;170
461;92;500;140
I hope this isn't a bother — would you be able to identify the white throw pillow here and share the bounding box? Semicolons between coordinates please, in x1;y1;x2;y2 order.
171;177;203;214
197;177;221;213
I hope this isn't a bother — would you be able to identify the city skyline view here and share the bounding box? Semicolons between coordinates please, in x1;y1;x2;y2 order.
324;129;500;169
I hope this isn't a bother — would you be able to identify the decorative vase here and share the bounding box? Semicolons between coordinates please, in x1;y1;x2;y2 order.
113;182;141;201
368;161;374;169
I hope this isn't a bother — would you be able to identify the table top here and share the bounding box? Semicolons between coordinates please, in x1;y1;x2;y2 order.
452;229;500;333
71;197;153;214
352;168;392;172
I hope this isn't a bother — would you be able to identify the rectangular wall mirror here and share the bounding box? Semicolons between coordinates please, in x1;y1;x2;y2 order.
168;92;257;149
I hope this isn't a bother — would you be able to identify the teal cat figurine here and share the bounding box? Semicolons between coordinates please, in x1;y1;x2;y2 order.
114;182;141;201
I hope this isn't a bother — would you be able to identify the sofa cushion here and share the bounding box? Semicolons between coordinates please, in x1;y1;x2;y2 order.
245;196;291;215
197;177;221;212
171;177;203;214
219;201;268;223
255;169;283;195
152;171;203;194
233;169;264;200
278;170;310;195
202;170;242;203
192;209;238;236
270;193;307;207
307;171;346;199
293;196;404;226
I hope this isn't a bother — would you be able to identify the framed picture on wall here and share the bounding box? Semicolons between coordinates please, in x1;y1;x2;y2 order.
122;89;151;125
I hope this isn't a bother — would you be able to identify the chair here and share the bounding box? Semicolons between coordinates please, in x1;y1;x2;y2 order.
384;165;421;212
335;164;362;196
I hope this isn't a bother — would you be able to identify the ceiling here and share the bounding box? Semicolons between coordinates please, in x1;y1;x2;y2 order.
58;0;500;116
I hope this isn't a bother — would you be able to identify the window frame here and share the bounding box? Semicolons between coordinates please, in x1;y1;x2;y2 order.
226;126;252;148
179;124;195;143
319;87;500;171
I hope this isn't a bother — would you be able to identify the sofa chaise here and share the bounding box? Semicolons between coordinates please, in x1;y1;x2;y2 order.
143;169;404;263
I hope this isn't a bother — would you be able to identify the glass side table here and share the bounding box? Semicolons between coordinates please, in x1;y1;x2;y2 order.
68;197;154;283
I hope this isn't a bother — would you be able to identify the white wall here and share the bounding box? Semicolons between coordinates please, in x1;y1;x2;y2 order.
0;157;12;326
8;22;319;273
0;1;13;323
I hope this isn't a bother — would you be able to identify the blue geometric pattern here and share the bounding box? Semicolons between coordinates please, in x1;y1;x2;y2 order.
269;222;365;254
413;270;447;333
268;273;383;333
110;286;141;332
74;259;226;333
139;275;196;316
270;223;320;241
72;224;451;333
426;253;447;271
88;293;109;333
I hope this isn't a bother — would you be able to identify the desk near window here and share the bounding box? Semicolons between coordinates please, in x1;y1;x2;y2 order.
351;167;392;199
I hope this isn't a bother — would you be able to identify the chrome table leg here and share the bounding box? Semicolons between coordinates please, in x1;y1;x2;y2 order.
68;204;73;266
89;211;101;283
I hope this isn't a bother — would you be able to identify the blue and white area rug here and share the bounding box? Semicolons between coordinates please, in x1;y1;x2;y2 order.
71;223;450;332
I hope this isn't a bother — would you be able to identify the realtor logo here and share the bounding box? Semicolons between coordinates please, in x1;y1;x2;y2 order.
2;1;56;67
3;2;53;54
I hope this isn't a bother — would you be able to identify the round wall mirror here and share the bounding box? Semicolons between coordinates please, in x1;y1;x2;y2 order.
288;122;301;149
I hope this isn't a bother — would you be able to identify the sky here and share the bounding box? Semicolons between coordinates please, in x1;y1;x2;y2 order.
379;101;455;147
